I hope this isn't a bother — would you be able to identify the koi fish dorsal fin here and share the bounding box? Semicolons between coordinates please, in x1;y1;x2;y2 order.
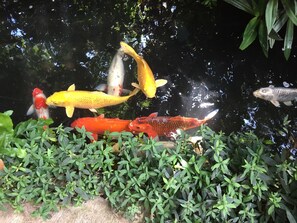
66;106;75;118
155;79;167;88
68;84;76;91
148;112;158;118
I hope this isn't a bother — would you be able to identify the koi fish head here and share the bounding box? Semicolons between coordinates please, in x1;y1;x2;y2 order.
32;88;44;97
143;85;157;98
128;118;153;134
253;87;274;101
46;92;67;107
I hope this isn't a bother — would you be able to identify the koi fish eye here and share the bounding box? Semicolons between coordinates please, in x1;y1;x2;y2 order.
259;88;272;94
260;89;267;93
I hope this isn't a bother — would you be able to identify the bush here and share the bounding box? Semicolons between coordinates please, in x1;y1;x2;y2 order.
0;114;297;222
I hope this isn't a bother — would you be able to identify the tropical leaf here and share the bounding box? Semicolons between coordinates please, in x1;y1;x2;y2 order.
284;19;294;60
281;0;297;26
265;0;279;34
273;10;288;32
240;16;260;50
224;0;254;15
258;20;269;57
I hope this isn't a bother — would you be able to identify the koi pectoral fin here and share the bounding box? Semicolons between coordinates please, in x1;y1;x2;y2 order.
26;104;34;116
155;79;168;88
91;133;98;142
95;83;107;92
89;108;98;113
131;82;140;89
147;130;159;139
271;100;280;107
284;101;293;106
66;106;75;118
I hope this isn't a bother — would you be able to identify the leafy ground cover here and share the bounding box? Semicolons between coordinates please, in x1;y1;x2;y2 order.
0;111;297;222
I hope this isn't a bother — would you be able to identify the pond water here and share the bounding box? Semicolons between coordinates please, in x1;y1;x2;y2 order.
0;1;296;150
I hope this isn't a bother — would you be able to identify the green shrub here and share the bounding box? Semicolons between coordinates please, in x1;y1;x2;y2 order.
0;113;296;222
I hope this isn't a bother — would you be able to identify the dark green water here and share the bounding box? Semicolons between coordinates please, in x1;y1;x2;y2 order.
0;1;296;150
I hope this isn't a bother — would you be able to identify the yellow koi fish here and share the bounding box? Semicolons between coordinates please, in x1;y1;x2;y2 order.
120;41;167;98
46;84;139;118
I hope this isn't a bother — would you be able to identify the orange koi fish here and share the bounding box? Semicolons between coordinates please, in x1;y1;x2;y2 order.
128;109;219;138
0;159;4;171
71;114;132;141
26;88;49;119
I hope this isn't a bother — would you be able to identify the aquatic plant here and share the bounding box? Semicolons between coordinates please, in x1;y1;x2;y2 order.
224;0;297;60
0;112;296;222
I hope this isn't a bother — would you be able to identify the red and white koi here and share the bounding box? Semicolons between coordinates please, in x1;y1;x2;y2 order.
26;88;49;119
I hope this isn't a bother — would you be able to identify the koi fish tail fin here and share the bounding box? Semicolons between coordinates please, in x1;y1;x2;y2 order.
203;109;219;121
120;41;140;60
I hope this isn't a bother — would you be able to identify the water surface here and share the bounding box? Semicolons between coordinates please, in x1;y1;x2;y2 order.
0;1;296;150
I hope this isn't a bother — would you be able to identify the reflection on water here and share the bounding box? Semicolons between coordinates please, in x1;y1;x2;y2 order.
0;1;296;150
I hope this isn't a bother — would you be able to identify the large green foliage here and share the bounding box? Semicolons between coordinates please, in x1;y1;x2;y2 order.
0;115;296;222
224;0;296;60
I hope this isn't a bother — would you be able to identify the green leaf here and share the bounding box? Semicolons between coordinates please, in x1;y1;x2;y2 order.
281;0;297;26
258;20;269;57
17;148;27;158
240;16;260;50
268;205;275;215
74;187;89;200
286;207;297;223
0;112;13;134
265;0;279;34
224;0;254;15
284;19;294;60
0;111;14;155
273;10;289;33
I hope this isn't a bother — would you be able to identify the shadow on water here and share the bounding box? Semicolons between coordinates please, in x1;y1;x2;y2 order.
0;1;296;151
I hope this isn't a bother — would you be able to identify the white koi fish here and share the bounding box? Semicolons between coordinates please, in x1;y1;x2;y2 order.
96;48;129;96
253;86;297;107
